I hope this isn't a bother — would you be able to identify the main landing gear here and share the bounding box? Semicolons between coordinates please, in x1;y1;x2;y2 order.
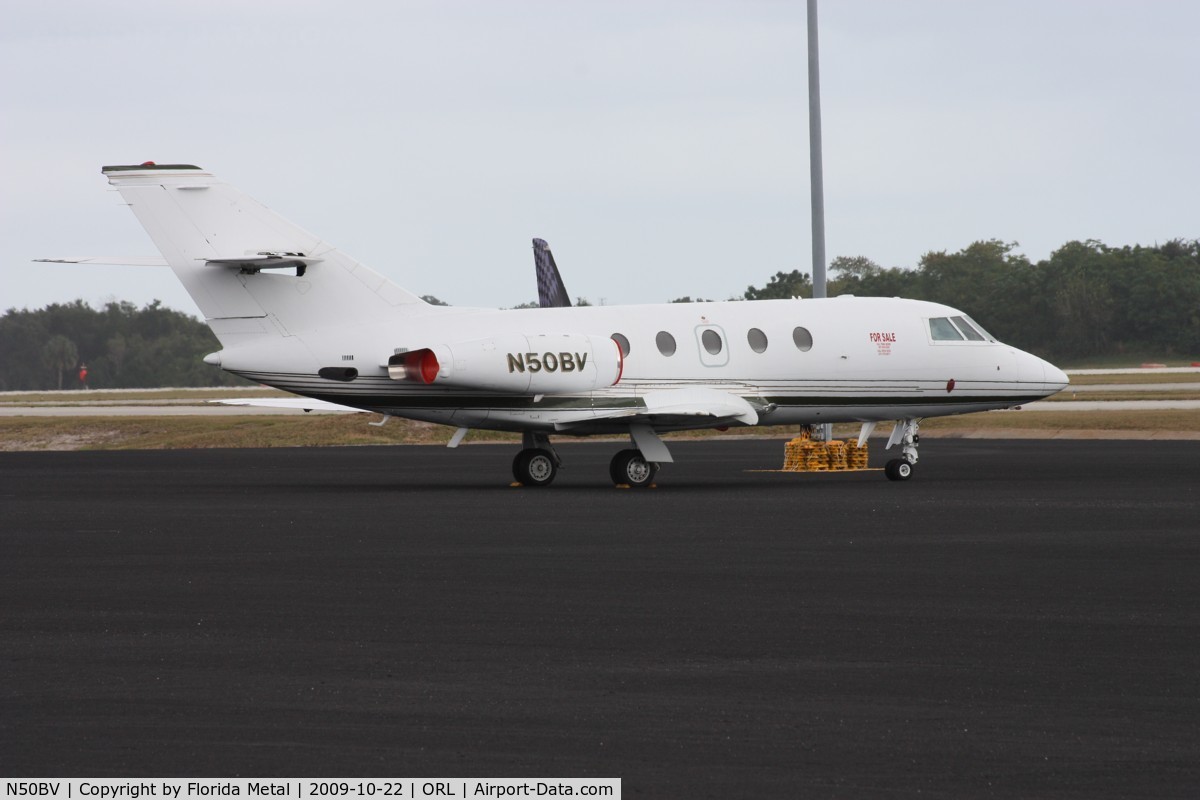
512;431;561;487
609;449;658;488
883;418;921;482
512;448;557;486
510;427;670;488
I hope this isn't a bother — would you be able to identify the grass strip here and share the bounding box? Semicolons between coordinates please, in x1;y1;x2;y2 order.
0;388;287;404
2;409;1199;452
1064;372;1200;386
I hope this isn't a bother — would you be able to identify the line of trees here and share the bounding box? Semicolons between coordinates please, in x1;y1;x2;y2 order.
676;239;1200;363
3;238;1197;390
855;238;1200;362
0;300;244;391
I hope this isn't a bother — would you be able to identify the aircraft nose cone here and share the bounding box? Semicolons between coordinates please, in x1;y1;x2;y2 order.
1016;350;1068;398
1046;362;1070;391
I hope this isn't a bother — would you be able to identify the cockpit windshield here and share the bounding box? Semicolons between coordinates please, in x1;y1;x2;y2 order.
929;317;964;341
951;316;985;341
929;316;997;343
958;316;995;341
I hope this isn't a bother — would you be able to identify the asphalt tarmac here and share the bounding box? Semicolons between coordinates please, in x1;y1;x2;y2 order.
2;439;1198;798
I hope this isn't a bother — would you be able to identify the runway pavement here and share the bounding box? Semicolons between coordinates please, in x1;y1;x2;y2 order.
2;439;1198;797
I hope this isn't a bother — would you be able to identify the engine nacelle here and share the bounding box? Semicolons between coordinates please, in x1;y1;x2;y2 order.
388;333;622;394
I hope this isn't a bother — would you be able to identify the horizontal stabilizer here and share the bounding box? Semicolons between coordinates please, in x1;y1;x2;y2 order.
204;253;323;272
35;256;169;266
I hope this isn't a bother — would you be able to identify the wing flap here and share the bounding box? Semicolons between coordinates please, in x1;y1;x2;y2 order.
554;388;759;431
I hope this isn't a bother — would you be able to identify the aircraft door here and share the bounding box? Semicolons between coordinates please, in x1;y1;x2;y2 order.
694;325;730;368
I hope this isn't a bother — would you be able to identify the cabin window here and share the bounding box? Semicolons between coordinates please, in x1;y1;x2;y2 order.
656;331;677;356
950;316;985;341
929;317;964;341
701;329;723;355
792;326;813;352
747;328;768;353
611;333;631;357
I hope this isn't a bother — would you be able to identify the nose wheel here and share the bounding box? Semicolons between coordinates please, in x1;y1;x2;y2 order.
885;458;913;481
884;418;921;482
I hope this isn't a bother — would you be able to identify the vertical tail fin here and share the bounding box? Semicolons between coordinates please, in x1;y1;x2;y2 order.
532;237;571;308
102;164;425;345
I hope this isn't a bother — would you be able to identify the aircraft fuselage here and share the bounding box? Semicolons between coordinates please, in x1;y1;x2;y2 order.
214;295;1066;434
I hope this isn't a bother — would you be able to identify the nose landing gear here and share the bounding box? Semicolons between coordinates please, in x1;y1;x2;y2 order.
884;418;921;482
884;458;913;481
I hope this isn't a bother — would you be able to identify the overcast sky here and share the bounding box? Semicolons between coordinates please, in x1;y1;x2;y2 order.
3;0;1197;317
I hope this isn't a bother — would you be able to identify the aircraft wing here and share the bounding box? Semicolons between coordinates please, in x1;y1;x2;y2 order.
210;398;367;413
553;388;759;430
35;256;169;266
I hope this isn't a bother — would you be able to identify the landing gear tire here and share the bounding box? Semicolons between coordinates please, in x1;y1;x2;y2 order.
885;458;914;482
513;448;557;487
609;449;658;488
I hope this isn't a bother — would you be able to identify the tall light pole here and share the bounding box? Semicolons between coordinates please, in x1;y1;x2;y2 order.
807;0;827;299
808;0;832;442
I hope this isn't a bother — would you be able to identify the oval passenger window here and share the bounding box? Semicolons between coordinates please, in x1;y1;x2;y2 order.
792;326;813;352
656;331;677;357
701;329;722;355
747;328;768;353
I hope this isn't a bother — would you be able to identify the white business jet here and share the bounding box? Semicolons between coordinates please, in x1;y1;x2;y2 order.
60;163;1069;486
